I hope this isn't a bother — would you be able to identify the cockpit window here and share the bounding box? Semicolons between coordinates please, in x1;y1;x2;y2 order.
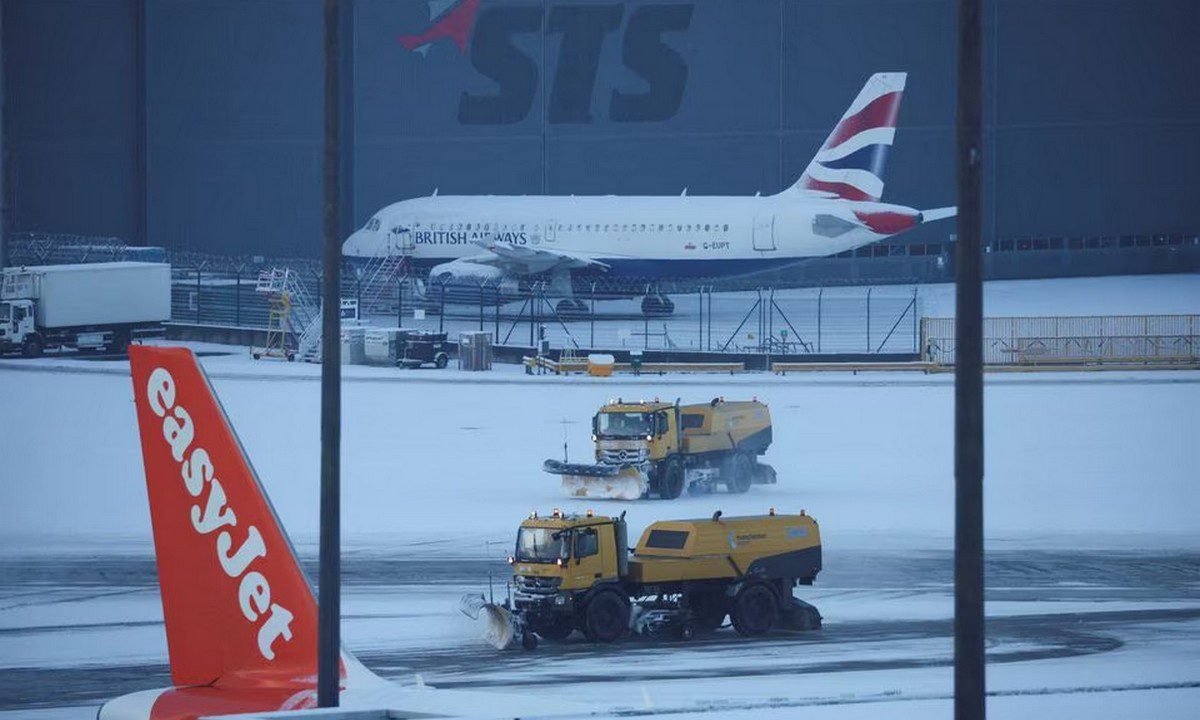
364;217;381;231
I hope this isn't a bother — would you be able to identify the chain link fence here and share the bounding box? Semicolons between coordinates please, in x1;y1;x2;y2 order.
169;266;923;356
922;315;1200;365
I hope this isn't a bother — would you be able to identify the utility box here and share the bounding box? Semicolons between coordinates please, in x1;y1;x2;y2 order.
587;353;615;377
458;331;493;371
340;326;366;365
363;327;404;365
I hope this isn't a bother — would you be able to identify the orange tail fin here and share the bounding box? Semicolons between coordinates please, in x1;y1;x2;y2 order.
129;346;319;688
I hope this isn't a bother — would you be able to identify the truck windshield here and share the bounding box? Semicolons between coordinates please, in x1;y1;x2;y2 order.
516;527;570;562
596;412;653;438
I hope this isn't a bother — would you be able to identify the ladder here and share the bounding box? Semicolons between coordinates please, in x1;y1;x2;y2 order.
251;269;297;360
358;253;407;316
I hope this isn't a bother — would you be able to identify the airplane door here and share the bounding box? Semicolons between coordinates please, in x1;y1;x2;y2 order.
753;215;776;251
545;219;557;243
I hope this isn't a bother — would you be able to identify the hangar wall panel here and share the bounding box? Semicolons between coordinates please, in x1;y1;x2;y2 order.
3;0;1198;269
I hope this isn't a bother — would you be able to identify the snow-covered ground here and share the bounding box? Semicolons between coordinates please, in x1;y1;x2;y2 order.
0;273;1197;718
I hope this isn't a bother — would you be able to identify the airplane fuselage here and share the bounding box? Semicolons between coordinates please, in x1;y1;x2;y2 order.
343;192;925;282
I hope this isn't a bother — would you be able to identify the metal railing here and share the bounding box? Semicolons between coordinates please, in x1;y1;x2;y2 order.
922;315;1200;365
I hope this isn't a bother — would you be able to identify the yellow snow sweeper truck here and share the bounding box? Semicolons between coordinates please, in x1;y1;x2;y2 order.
543;397;777;500
461;508;822;650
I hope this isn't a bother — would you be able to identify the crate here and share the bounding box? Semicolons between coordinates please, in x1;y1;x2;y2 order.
458;331;493;371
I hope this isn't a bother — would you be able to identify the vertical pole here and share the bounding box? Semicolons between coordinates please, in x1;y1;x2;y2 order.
643;303;649;350
396;277;402;327
955;0;986;717
494;286;500;341
439;281;445;333
235;269;241;327
866;287;872;352
698;286;703;351
529;288;535;347
590;283;596;349
133;0;147;248
817;287;823;353
479;283;484;331
706;288;712;352
913;286;919;353
317;0;342;709
195;267;202;323
0;0;6;270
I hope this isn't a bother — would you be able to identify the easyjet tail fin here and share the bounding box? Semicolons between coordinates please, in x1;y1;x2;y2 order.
129;346;323;688
785;72;907;202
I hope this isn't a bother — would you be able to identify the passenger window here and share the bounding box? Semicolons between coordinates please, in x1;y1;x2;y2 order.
576;529;599;558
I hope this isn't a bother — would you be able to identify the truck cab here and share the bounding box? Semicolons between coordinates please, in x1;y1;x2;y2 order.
592;401;679;463
510;511;624;592
0;299;36;354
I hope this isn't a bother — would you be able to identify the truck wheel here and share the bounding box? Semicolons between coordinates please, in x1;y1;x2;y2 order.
725;454;753;494
731;584;777;637
22;337;43;358
658;459;685;499
582;591;629;643
533;616;575;641
520;631;539;651
434;352;449;369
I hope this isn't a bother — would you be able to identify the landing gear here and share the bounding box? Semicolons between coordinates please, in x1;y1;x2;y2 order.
640;293;675;316
555;297;590;319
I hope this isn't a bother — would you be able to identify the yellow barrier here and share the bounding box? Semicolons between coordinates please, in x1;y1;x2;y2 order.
524;356;744;375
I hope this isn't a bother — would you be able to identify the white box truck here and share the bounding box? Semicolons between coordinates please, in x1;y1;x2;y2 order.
0;262;171;356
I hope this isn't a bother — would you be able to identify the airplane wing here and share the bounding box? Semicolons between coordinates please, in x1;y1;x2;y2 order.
469;240;611;274
922;206;958;222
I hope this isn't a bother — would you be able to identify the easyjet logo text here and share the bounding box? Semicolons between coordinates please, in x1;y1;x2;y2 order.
146;367;295;661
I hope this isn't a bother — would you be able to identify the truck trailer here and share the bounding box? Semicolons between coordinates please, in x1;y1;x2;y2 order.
463;509;822;650
0;262;170;356
544;398;777;500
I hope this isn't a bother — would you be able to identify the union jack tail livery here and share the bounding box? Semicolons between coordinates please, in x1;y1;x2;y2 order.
398;0;481;55
792;72;907;202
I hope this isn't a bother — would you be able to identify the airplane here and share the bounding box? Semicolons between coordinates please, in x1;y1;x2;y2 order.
342;72;956;318
100;345;584;719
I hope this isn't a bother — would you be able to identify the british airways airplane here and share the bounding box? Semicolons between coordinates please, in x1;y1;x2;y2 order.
343;72;955;316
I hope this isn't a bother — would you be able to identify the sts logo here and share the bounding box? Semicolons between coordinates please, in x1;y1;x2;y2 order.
399;0;694;126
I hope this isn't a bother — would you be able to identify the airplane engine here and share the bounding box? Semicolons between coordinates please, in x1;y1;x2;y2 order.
427;259;520;305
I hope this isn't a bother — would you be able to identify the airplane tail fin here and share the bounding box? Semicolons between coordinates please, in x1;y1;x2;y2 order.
786;72;907;202
128;346;327;689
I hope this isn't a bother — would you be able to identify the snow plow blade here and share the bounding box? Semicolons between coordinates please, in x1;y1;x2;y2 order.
562;467;648;500
544;459;649;500
460;593;516;649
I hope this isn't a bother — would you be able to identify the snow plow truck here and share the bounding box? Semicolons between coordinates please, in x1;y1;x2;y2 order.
462;509;822;650
544;397;777;500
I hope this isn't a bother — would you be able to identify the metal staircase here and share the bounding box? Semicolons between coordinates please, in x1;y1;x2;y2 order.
284;272;323;363
358;253;407;316
249;268;321;362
